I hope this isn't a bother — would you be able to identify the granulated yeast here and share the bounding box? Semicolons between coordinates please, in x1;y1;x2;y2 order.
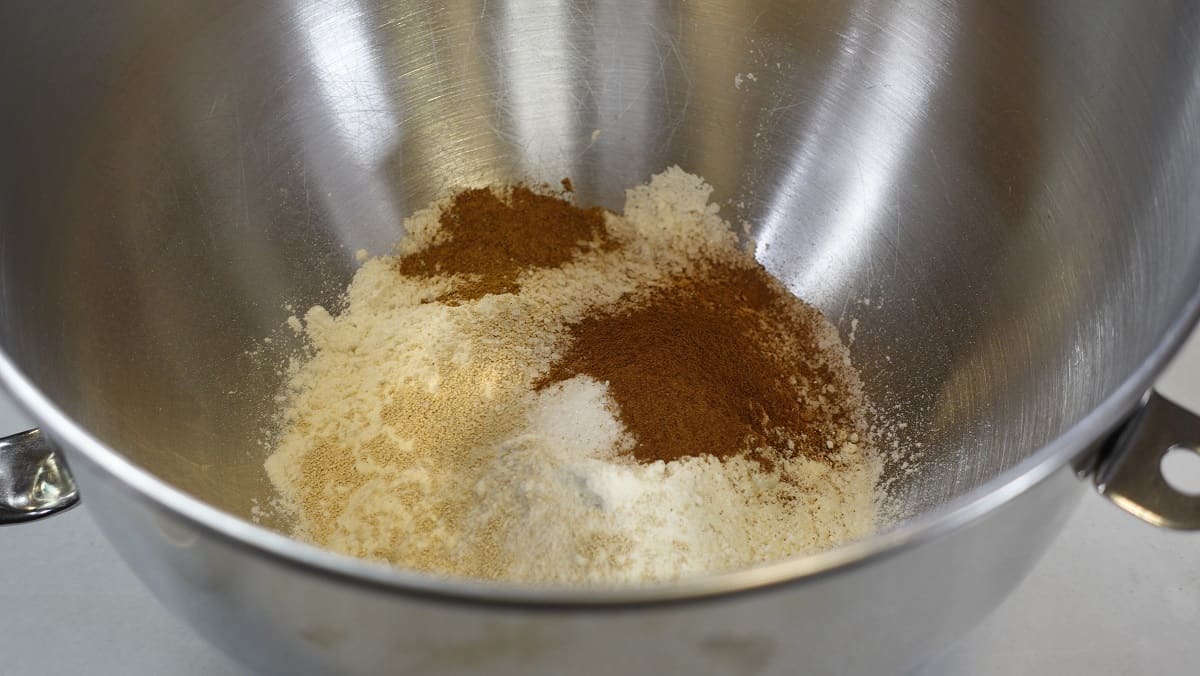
263;167;882;585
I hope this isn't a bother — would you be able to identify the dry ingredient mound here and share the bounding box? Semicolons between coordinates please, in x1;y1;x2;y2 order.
263;167;882;585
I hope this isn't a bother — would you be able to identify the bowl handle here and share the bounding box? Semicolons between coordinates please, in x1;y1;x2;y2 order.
1093;390;1200;529
0;429;80;524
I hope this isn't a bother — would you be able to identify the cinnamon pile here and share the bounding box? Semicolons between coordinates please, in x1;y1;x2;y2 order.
396;186;612;302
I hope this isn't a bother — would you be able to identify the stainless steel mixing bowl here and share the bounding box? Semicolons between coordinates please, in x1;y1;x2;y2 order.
2;1;1199;674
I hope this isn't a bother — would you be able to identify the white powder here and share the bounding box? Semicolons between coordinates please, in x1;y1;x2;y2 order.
262;167;883;585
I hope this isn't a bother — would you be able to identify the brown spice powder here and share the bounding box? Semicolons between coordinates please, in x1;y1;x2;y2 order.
535;261;857;465
399;180;860;467
396;185;612;302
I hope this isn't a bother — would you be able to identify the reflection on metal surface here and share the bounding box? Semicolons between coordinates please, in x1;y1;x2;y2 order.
0;429;80;524
762;1;951;297
296;2;398;166
290;0;406;253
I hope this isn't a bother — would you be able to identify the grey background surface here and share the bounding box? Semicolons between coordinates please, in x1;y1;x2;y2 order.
1;330;1198;675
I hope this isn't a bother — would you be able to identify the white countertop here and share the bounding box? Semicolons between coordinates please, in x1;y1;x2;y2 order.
2;331;1198;675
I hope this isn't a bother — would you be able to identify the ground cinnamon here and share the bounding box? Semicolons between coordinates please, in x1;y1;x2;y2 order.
396;185;611;302
399;181;858;466
535;261;855;465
